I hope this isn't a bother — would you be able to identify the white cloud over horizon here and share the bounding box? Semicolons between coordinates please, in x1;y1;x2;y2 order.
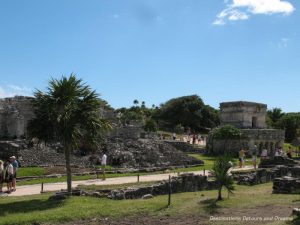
0;85;33;98
214;0;295;25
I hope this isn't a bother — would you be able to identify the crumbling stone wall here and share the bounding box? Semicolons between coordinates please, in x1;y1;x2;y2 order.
207;129;285;155
0;96;34;138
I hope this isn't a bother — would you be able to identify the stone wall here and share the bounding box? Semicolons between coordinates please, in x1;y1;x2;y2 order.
220;101;267;129
0;96;34;138
207;129;285;156
163;140;204;153
107;173;218;200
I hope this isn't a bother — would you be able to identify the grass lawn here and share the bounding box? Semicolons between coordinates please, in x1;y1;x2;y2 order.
17;153;258;186
18;167;46;177
0;183;298;225
188;153;260;170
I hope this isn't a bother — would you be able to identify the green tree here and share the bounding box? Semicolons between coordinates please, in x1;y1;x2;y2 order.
267;108;285;128
133;99;139;106
28;74;111;193
211;154;234;201
153;95;219;132
277;113;300;142
144;119;157;132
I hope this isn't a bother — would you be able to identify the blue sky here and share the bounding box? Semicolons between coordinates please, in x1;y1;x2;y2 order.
0;0;299;112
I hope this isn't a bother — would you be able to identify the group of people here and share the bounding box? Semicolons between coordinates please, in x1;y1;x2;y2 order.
0;156;19;194
239;146;258;170
239;146;295;170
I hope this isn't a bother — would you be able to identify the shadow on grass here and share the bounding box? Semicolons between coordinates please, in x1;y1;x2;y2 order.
0;198;64;216
199;198;221;215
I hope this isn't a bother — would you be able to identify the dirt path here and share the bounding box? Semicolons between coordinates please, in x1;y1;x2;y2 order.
7;166;253;197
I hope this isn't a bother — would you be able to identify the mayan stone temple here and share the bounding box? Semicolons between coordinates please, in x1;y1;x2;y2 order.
0;96;34;138
207;101;285;156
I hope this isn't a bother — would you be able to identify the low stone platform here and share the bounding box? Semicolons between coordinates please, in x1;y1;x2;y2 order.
273;176;300;194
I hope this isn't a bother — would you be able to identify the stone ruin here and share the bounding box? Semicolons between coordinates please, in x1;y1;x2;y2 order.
231;156;300;194
0;96;34;138
207;101;285;155
0;96;203;168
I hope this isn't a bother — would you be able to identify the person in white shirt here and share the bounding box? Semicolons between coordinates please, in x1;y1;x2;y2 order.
172;133;176;141
261;149;268;159
101;152;107;180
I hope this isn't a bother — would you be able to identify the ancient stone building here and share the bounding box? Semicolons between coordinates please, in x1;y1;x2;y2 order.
207;101;285;156
220;101;267;129
0;96;35;138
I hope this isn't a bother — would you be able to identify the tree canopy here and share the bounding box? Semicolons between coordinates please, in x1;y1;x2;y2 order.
153;95;219;132
28;74;111;193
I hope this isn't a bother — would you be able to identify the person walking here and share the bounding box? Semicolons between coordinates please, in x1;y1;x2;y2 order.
252;145;258;170
239;149;246;168
101;152;107;180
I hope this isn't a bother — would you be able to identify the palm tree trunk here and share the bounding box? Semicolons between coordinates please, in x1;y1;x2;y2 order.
64;144;72;194
217;187;222;201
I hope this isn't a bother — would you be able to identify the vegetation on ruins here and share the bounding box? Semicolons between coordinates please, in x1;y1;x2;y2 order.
28;74;111;193
144;119;158;132
211;154;234;201
212;125;242;140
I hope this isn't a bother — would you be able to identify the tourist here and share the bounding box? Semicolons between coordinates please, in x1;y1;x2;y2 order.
172;133;176;141
11;156;19;192
4;158;14;193
261;148;268;159
278;147;284;156
0;160;4;193
252;145;258;170
192;134;196;145
239;149;246;168
275;148;280;157
287;147;293;159
101;151;107;180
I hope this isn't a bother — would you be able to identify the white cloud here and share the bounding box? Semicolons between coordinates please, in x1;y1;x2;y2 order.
278;37;289;48
0;85;32;98
213;0;295;25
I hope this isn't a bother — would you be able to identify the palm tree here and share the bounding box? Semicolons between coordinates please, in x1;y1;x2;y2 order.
28;74;111;193
211;154;234;201
133;99;139;106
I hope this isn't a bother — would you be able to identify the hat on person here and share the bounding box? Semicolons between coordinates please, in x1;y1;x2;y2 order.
10;156;16;159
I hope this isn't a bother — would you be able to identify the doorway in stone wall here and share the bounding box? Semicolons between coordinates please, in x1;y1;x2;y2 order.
252;117;257;128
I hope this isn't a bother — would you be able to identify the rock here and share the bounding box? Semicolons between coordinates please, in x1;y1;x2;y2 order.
92;192;104;198
109;174;215;200
110;190;125;200
273;177;300;194
259;156;298;168
293;208;300;216
142;194;154;199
